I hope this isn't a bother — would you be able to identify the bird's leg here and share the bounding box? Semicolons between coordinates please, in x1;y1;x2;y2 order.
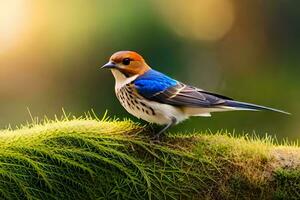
147;123;156;133
154;117;177;140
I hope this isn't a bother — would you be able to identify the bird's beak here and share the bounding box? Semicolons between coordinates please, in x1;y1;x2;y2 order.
101;62;117;69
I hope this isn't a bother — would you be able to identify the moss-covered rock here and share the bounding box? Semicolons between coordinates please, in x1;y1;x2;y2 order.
0;115;299;199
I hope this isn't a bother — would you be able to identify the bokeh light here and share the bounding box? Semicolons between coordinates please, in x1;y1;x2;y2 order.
0;0;29;53
153;0;235;41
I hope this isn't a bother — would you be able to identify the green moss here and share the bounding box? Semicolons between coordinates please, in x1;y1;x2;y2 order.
273;169;300;200
228;174;260;199
0;114;298;199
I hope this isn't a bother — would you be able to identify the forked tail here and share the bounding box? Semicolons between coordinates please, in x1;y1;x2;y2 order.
223;100;291;115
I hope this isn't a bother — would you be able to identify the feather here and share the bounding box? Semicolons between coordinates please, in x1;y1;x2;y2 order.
143;82;231;107
134;70;290;115
134;69;178;97
222;100;290;115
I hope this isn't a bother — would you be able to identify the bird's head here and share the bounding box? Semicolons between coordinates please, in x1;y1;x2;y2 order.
101;51;151;79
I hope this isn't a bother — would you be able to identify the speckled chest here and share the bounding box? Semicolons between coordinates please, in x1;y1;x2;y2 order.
115;84;156;117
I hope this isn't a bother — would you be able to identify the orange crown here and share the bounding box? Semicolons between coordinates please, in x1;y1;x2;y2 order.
109;51;151;75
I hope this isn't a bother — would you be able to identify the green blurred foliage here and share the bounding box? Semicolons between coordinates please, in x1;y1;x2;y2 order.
0;0;299;140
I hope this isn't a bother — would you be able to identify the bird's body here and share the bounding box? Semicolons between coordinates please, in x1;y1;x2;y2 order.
112;69;187;125
102;51;289;136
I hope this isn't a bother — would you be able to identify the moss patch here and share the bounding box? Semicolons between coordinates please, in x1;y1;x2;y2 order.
272;169;300;200
0;115;299;199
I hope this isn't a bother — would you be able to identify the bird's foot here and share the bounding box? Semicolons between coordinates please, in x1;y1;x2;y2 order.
151;132;165;142
147;123;157;133
149;118;177;141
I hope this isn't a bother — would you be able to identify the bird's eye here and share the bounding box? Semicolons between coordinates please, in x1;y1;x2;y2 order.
122;58;131;65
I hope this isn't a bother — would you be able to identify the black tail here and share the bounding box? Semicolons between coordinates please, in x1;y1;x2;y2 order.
223;100;290;115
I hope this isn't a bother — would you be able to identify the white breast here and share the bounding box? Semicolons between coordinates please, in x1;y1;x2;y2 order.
111;69;138;90
137;100;188;125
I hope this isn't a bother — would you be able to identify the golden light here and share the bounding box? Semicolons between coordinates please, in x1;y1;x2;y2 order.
0;0;29;53
153;0;235;42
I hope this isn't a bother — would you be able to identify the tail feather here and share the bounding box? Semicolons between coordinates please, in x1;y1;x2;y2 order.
222;100;291;115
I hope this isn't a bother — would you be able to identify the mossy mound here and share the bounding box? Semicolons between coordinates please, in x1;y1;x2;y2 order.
0;115;299;199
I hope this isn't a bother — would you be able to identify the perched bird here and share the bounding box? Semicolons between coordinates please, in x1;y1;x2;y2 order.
101;51;289;136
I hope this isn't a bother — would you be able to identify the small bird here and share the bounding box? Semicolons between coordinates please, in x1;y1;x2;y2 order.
101;51;290;136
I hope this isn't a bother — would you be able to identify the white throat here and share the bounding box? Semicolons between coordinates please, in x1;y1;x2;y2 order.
111;69;139;89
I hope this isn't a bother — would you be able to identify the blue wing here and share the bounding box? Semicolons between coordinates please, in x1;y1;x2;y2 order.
134;69;231;107
134;69;178;97
133;70;290;114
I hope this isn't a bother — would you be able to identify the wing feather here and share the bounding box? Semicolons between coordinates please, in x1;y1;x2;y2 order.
144;82;233;107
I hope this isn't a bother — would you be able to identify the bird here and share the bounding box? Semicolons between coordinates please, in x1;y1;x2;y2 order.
101;51;290;137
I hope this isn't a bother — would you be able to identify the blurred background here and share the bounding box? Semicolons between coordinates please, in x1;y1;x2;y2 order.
0;0;299;140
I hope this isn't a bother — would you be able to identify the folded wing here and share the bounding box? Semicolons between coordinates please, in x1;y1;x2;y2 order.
139;82;233;107
133;70;289;114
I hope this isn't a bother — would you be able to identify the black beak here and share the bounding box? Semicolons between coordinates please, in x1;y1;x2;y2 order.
101;62;117;69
